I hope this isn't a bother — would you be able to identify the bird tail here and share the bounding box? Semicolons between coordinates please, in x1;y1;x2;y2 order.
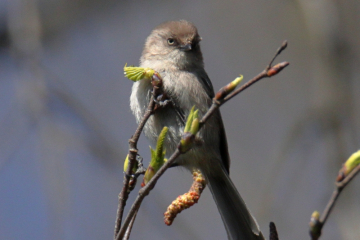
205;166;264;240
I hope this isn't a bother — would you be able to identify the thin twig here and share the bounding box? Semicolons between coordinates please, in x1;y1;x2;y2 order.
114;93;156;238
116;149;182;239
321;165;360;225
201;42;289;126
123;210;138;240
310;165;360;240
268;40;288;68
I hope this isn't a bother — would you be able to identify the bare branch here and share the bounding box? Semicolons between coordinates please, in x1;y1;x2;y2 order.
123;211;138;240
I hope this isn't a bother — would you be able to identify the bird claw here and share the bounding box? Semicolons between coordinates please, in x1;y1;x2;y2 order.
152;91;186;124
154;93;172;107
134;155;146;177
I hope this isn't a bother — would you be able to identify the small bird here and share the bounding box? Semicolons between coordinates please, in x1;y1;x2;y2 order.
130;20;264;240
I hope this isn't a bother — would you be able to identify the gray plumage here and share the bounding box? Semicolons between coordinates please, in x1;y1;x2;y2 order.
130;20;264;240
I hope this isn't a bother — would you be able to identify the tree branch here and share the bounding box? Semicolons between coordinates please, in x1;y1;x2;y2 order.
309;164;360;240
114;74;163;238
269;222;279;240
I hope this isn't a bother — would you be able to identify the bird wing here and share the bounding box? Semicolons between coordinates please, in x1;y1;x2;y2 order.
197;71;231;173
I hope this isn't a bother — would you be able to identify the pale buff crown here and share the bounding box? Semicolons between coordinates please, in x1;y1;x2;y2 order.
141;20;203;68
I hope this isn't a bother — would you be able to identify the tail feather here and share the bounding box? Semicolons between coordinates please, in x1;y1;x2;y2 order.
206;167;264;240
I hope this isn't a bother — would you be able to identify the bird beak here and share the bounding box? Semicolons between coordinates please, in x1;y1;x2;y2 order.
179;43;192;51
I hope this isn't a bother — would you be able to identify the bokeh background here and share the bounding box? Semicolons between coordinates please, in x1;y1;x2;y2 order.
0;0;359;239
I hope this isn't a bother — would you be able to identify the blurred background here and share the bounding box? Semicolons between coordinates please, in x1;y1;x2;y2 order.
0;0;359;239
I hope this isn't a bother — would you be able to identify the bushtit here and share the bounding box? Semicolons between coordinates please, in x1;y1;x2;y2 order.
130;20;264;240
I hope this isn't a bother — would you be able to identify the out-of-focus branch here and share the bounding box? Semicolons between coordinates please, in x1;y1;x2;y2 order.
309;151;360;240
269;222;279;240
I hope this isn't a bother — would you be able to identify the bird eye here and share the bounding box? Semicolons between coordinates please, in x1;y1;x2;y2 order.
167;38;175;45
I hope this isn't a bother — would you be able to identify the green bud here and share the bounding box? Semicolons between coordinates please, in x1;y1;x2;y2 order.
179;133;193;153
142;127;168;186
190;118;199;135
215;75;243;100
344;150;360;175
124;63;155;81
184;106;195;133
309;211;321;239
123;154;138;174
228;75;243;92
